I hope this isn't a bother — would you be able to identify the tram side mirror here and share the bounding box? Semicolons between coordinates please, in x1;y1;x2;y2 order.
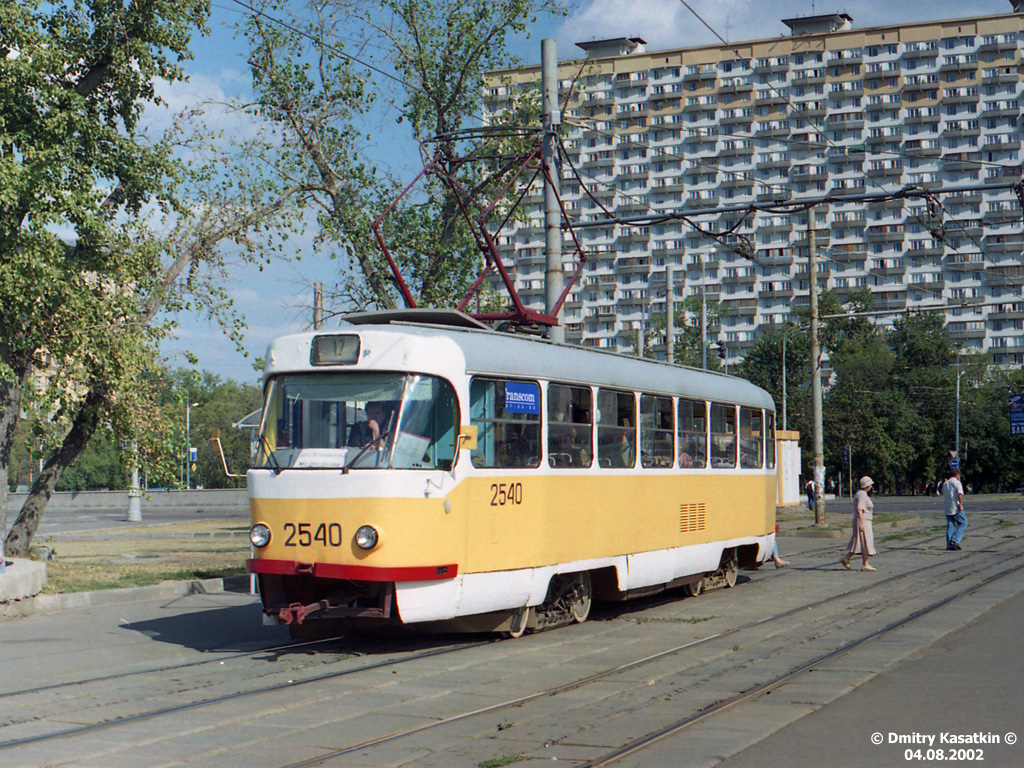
458;425;478;451
209;430;244;478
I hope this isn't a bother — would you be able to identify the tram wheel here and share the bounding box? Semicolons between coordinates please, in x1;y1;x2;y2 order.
503;606;533;638
568;571;592;624
723;559;738;588
684;578;704;597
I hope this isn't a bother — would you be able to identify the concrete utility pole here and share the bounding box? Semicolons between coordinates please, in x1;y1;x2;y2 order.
808;206;826;526
700;255;708;369
541;39;564;344
666;266;675;363
313;282;324;330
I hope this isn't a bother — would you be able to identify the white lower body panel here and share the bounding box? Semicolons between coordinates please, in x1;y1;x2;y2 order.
394;533;773;624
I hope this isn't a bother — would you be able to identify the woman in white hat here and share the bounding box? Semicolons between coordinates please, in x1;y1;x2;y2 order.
841;476;877;571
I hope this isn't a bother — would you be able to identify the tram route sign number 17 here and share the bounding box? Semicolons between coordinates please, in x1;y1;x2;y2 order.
1011;394;1024;436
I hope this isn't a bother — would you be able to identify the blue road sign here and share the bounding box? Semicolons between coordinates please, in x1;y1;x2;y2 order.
1012;394;1024;436
950;458;959;469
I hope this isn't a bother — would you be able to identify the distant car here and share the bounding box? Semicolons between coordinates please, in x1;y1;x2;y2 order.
1016;487;1024;494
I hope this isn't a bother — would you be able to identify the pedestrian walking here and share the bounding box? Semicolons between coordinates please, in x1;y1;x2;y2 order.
841;476;877;572
943;468;966;550
805;479;815;511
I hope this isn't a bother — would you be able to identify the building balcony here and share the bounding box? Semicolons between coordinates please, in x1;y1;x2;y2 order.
980;69;1019;85
720;144;755;158
907;246;945;257
946;252;986;270
791;168;828;183
721;273;757;286
985;239;1024;254
984;207;1023;223
982;138;1022;152
905;109;942;124
948;327;986;340
616;257;651;273
830;246;868;262
865;166;904;179
685;195;720;208
942;125;982;139
683;68;717;81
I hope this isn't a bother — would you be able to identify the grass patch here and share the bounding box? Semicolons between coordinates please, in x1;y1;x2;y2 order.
478;755;522;768
38;519;249;594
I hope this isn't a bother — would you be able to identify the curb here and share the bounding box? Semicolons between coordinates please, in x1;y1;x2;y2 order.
1;574;252;620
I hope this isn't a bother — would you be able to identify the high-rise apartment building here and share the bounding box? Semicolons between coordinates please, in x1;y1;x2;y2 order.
482;7;1024;367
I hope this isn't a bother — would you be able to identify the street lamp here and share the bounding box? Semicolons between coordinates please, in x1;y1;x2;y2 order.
186;401;198;489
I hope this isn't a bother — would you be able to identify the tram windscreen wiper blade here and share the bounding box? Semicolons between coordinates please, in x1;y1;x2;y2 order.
343;411;397;474
259;433;283;475
342;429;393;474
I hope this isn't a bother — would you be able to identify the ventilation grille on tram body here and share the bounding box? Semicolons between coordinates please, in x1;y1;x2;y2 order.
679;502;707;533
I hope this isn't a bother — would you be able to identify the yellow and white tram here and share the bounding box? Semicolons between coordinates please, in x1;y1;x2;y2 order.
246;310;778;635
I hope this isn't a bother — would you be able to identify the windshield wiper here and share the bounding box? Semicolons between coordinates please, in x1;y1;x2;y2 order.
342;429;393;474
259;433;283;475
343;411;397;474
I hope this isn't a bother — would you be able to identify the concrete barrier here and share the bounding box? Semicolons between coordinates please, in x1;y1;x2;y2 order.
7;488;248;515
0;558;47;612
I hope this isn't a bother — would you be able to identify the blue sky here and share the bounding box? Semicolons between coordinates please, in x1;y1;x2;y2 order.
160;0;1018;384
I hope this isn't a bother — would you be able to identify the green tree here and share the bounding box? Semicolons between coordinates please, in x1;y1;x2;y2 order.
0;0;210;552
737;325;811;433
3;2;300;556
240;0;565;314
647;295;727;370
159;369;262;490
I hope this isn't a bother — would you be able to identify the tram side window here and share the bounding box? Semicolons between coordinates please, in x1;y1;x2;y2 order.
678;399;707;468
597;389;635;468
710;403;737;468
469;378;541;468
394;375;460;470
766;412;777;469
548;383;593;468
740;407;763;469
641;394;674;468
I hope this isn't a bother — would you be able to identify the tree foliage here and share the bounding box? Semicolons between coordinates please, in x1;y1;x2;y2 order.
240;0;564;314
0;0;211;552
738;295;1024;495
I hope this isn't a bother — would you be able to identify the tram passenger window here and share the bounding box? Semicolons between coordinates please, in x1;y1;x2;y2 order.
677;399;707;468
641;394;674;468
469;378;541;468
548;384;592;468
597;389;635;468
710;403;737;468
766;412;777;469
740;407;763;469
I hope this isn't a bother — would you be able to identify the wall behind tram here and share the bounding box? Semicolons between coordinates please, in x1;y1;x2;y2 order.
7;488;248;516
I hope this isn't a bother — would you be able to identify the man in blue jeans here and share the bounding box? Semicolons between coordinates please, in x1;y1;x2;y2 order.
943;468;966;550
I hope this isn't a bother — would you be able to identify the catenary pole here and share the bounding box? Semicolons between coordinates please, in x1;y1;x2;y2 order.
809;206;826;526
541;39;564;344
666;266;675;363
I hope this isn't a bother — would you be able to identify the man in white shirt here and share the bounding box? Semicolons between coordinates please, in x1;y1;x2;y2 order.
943;469;966;550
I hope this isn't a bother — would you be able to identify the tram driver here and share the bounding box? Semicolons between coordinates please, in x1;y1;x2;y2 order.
348;401;387;447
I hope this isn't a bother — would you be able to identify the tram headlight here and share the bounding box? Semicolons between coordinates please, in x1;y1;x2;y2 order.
354;525;379;550
249;523;272;548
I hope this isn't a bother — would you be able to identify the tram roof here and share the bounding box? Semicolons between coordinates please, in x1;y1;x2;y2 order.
268;311;775;411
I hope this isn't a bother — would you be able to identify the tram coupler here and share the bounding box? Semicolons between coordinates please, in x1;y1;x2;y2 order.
278;599;331;624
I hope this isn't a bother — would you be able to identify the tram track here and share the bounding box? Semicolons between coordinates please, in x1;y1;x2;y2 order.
273;535;1024;767
1;521;1020;767
578;557;1024;768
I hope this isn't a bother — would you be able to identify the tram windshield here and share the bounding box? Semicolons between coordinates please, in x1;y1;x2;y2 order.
255;373;459;470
